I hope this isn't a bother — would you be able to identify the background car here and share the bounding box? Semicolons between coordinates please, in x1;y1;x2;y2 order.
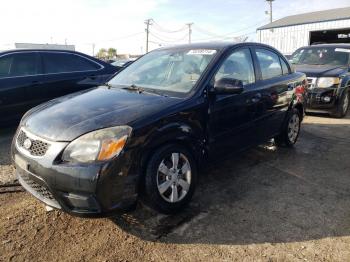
290;44;350;118
12;42;307;217
0;49;122;125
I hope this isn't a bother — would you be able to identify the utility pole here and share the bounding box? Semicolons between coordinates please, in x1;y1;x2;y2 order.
186;23;193;44
145;18;153;53
92;43;95;56
266;0;274;23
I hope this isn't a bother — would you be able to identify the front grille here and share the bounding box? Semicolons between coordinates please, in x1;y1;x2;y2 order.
307;77;317;89
17;130;49;157
18;172;60;208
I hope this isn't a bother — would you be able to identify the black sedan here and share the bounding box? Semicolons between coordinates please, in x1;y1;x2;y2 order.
290;44;350;118
0;49;121;125
12;42;307;217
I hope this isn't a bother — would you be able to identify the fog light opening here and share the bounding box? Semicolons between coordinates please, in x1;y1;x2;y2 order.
322;96;331;103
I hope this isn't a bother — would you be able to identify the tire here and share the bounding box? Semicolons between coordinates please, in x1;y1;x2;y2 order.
144;144;197;214
332;89;349;118
274;108;301;147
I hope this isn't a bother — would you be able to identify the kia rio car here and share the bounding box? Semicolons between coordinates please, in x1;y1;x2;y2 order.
12;42;307;217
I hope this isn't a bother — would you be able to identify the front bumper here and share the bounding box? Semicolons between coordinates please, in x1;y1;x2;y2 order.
305;87;339;114
12;128;138;217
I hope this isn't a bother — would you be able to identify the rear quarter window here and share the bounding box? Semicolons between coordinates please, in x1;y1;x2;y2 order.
280;57;290;75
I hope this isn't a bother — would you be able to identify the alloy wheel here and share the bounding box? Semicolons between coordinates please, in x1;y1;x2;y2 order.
343;92;349;114
156;152;192;203
287;114;300;143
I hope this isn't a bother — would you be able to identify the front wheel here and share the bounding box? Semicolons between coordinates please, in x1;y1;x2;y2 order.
144;144;197;214
332;90;349;118
274;108;301;147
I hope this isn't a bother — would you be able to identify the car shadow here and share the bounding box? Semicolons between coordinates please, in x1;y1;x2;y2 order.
110;115;350;245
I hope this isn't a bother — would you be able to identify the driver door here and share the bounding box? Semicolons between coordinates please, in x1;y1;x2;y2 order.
208;47;263;155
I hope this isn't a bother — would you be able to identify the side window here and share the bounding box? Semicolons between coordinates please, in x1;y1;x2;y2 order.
255;49;283;80
215;48;255;85
280;57;290;75
9;53;38;77
0;55;13;78
42;53;100;74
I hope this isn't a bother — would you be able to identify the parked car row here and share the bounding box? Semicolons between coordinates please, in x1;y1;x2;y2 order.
3;41;350;217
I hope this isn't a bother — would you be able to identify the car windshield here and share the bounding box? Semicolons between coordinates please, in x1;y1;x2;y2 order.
112;60;129;67
108;48;217;94
290;47;350;66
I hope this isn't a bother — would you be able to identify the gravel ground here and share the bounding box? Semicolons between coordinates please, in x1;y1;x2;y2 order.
1;113;350;261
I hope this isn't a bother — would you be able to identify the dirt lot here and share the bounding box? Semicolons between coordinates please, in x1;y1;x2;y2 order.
1;114;350;262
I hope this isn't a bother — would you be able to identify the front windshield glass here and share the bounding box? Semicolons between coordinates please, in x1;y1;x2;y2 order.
290;47;350;66
108;48;217;93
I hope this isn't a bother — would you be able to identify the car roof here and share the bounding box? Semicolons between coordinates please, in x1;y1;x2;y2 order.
0;49;88;56
301;43;350;49
155;41;276;51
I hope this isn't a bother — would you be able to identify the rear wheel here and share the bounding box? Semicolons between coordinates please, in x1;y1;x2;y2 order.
144;144;197;214
275;108;301;147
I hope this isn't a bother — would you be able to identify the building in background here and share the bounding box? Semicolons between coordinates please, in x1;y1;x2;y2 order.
14;43;75;51
257;7;350;55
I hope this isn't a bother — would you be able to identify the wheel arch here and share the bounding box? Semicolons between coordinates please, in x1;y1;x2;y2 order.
135;122;205;194
293;102;304;121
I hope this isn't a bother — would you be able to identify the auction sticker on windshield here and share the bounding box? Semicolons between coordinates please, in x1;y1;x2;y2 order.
187;49;217;55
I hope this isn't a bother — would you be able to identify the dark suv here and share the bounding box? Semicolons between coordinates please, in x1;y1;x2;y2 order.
0;49;120;124
12;42;307;217
290;44;350;118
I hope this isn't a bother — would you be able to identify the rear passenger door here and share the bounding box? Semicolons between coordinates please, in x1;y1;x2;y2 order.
0;52;42;122
252;47;294;139
37;52;104;102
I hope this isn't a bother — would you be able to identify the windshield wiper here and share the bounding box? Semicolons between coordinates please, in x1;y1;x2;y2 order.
121;84;145;93
121;84;169;97
103;83;114;88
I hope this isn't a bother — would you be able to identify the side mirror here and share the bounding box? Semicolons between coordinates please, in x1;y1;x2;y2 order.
213;78;244;94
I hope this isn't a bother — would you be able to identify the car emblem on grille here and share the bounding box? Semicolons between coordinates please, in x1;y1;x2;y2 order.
23;138;32;150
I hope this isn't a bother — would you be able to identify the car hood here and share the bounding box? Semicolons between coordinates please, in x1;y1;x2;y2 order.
294;64;346;77
22;86;181;141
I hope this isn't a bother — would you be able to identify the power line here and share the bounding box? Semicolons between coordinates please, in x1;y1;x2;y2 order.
149;29;189;41
192;19;267;42
149;31;189;43
152;20;187;33
80;32;144;45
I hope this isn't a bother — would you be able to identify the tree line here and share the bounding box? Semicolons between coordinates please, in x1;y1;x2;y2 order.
96;48;117;59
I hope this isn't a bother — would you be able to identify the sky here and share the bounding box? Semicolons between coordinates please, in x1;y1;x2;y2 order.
0;0;350;55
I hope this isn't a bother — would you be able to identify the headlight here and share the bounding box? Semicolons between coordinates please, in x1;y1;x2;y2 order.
317;77;340;88
62;126;132;163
